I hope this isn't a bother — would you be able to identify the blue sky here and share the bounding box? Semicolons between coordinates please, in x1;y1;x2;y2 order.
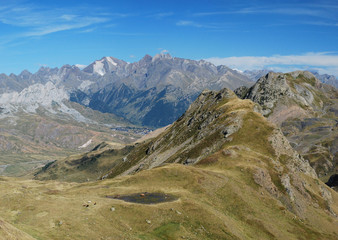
0;0;338;76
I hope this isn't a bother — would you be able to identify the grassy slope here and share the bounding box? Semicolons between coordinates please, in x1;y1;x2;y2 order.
34;143;134;182
0;164;337;240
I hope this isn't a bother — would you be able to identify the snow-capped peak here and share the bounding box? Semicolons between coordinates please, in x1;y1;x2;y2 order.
90;57;118;76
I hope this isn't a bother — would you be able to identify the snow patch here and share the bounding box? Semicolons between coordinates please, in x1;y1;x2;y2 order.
81;97;91;106
79;139;92;149
233;68;243;73
93;61;105;76
75;64;87;69
106;57;117;66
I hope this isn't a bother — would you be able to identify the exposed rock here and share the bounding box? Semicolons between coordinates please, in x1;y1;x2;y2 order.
253;168;279;197
326;174;338;190
281;174;295;202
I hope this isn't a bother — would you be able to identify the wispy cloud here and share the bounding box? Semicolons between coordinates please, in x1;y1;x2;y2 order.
0;2;116;42
194;4;337;20
301;21;338;27
194;8;323;17
149;12;174;19
176;20;220;29
205;52;338;76
25;17;109;37
79;28;97;34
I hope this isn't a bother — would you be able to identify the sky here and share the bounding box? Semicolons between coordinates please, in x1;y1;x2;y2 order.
0;0;338;76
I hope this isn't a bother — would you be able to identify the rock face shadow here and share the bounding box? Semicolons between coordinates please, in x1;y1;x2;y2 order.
106;192;178;204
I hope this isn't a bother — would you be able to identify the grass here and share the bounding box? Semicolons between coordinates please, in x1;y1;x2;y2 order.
139;222;181;240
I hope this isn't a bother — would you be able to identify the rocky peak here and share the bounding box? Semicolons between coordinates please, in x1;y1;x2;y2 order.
216;65;232;74
243;72;294;116
19;70;32;79
237;71;332;121
37;66;53;74
83;56;126;76
152;53;172;62
140;54;152;63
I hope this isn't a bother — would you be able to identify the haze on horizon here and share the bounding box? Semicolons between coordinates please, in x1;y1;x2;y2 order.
0;0;337;76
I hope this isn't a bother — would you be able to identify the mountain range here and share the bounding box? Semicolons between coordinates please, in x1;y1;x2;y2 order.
0;54;252;127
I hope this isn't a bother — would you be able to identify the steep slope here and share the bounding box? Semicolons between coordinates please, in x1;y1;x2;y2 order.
235;71;338;180
11;88;338;239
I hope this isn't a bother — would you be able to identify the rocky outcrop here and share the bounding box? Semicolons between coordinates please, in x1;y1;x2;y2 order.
236;71;338;181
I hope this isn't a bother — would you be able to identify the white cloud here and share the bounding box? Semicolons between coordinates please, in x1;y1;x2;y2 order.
205;52;338;76
161;49;169;54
